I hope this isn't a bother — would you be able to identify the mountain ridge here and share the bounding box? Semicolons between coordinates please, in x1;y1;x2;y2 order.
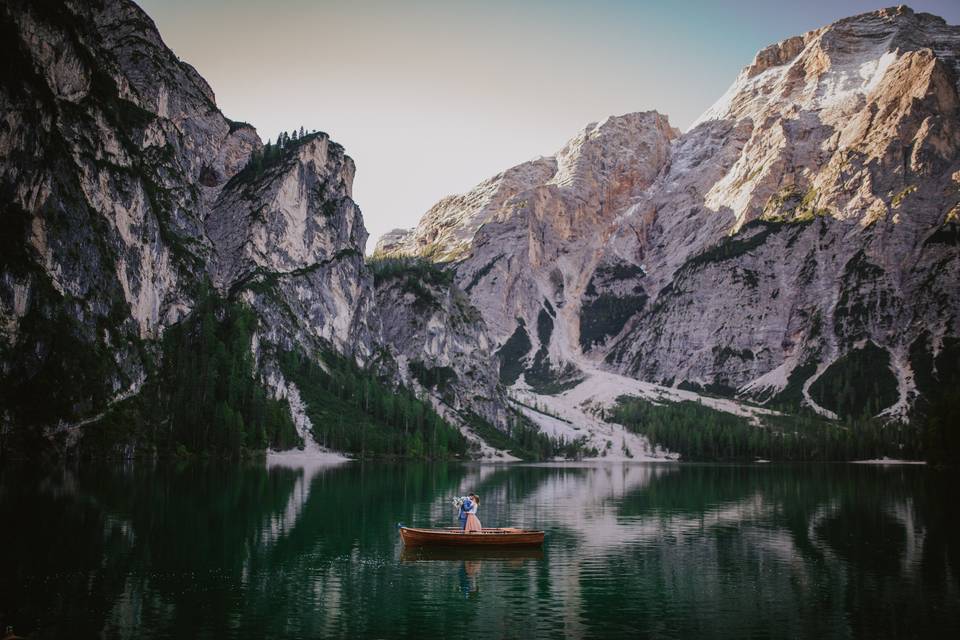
2;1;957;461
0;0;512;459
377;5;960;441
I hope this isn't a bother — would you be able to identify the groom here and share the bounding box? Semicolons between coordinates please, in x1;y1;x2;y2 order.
457;495;474;530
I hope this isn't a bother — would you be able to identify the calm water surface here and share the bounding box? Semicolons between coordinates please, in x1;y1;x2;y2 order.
1;461;958;639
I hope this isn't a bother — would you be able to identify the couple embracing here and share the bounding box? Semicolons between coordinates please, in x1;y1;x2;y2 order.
454;494;482;533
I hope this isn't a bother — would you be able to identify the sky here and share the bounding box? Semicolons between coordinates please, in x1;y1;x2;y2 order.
139;0;960;250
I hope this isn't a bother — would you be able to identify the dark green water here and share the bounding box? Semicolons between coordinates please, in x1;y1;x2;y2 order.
1;461;958;639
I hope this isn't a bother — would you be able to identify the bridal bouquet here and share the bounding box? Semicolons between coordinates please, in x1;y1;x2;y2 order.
452;496;467;509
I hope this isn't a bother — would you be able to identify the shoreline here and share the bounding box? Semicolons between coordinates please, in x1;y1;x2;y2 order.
850;457;927;465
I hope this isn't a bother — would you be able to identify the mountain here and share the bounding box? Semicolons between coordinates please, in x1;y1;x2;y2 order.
1;0;261;443
0;0;510;459
2;1;957;461
377;6;960;457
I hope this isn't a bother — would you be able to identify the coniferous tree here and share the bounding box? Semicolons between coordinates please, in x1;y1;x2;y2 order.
154;290;300;456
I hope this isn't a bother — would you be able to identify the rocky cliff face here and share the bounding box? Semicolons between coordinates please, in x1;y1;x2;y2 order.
372;260;508;435
0;0;508;453
207;134;376;360
606;6;960;419
379;6;960;423
376;112;677;388
0;0;262;434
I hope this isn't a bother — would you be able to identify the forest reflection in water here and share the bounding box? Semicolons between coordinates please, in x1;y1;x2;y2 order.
1;460;957;639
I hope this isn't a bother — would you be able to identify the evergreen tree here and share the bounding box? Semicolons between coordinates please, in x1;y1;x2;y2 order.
608;396;924;462
155;289;300;456
276;349;470;459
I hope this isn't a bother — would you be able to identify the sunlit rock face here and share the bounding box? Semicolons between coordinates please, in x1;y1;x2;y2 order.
607;6;960;417
385;7;960;419
379;112;678;392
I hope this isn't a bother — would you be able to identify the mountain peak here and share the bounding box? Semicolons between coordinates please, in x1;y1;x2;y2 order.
390;6;959;432
692;3;959;130
550;111;677;191
377;110;676;262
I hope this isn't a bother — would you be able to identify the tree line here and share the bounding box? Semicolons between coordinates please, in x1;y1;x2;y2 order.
464;410;598;461
128;289;477;460
277;349;468;459
608;396;927;462
242;126;319;178
153;289;301;456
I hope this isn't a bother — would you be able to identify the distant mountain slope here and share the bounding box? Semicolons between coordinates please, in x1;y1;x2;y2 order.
378;7;960;438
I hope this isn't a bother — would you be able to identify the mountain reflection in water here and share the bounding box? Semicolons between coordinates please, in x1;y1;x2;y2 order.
1;461;957;638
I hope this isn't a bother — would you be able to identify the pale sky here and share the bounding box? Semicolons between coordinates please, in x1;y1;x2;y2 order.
138;0;960;251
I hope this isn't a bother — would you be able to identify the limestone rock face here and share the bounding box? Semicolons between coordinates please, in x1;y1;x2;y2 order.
0;0;263;431
0;0;504;448
373;228;414;256
387;7;960;420
206;135;376;359
606;6;960;416
374;267;507;430
380;112;677;393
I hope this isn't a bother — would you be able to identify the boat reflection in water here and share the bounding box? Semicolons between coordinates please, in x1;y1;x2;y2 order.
400;546;544;599
399;546;544;563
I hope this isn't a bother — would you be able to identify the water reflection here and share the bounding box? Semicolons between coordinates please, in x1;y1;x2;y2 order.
0;461;957;638
400;547;545;562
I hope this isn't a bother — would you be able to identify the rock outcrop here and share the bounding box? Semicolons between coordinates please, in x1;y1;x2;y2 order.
372;260;507;431
1;0;262;433
207;134;376;359
381;7;960;422
378;112;677;389
0;0;507;452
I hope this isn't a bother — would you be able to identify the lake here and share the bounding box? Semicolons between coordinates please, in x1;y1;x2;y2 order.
1;460;958;639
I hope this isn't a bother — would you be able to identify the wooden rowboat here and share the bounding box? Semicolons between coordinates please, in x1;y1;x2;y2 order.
398;526;544;547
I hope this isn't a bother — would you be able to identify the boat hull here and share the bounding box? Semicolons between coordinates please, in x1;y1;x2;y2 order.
399;526;544;547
